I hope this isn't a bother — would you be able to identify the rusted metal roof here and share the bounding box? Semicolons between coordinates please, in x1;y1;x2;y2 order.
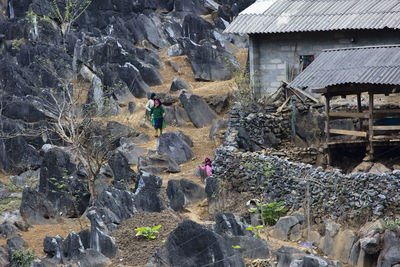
224;0;400;34
288;45;400;90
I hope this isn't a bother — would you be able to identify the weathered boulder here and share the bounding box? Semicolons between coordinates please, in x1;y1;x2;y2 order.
377;230;400;267
321;220;340;257
63;232;86;261
179;91;217;128
134;60;163;86
276;246;305;267
117;143;147;165
10;168;40;188
180;38;240;81
205;177;219;214
43;235;64;262
170;78;191;92
20;187;58;225
0;222;18;238
174;130;193;147
39;147;90;217
294;107;325;145
205;93;231;114
175;106;192;126
302;254;341;267
7;236;27;255
173;0;209;15
165;44;184;56
214;213;250;237
273;216;301;241
166;179;206;211
182;14;213;43
120;134;150;146
152;220;245;266
106;121;139;146
85;76;120;117
360;236;380;255
77;249;111;267
156;93;178;106
100;63;150;98
0;119;42;174
94;187;137;231
133;172;164;212
157;132;194;164
135;14;170;48
227;236;269;259
108;151;137;189
209;119;228;142
3;100;45;122
138;150;180;175
87;209;118;258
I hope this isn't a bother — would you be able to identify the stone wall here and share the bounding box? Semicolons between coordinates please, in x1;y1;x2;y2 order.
223;103;292;151
250;29;400;97
212;146;400;222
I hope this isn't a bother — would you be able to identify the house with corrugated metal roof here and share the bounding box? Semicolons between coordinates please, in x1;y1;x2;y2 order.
225;0;400;98
288;44;400;163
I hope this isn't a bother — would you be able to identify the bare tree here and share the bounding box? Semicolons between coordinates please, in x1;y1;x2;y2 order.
48;0;92;37
34;56;119;205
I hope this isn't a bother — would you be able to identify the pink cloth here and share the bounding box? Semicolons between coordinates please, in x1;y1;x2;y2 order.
199;165;212;176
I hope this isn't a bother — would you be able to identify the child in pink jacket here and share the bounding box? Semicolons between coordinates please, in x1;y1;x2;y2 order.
199;158;212;177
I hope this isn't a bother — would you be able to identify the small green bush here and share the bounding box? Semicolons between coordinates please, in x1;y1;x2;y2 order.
10;248;36;267
249;201;288;226
135;225;162;240
245;225;264;238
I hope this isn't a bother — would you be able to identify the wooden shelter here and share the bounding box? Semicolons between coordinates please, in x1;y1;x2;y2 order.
288;45;400;164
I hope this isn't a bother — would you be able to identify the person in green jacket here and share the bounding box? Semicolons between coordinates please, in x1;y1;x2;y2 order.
150;99;166;137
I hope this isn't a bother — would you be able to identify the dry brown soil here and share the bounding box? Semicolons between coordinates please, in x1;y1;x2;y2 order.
110;210;184;267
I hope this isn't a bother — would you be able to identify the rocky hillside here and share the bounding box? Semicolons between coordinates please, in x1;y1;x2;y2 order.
1;1;400;267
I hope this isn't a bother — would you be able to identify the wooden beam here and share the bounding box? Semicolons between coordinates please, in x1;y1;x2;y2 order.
325;95;330;143
328;129;367;137
357;94;362;112
289;86;319;103
357;93;362;131
315;85;400;97
373;125;400;131
368;92;374;157
373;109;400;114
277;96;291;113
329;112;368;119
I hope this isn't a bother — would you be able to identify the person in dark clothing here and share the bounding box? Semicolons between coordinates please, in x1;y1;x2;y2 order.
150;99;166;137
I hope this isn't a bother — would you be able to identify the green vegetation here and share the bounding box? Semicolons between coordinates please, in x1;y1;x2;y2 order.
135;225;162;240
262;163;275;179
11;38;24;51
10;248;36;267
245;225;264;238
230;68;254;106
5;183;23;192
376;218;400;231
0;197;22;213
232;245;241;249
249;201;288;226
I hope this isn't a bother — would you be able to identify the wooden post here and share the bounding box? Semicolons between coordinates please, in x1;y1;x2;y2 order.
368;92;374;158
325;95;331;165
357;93;362;131
325;95;331;142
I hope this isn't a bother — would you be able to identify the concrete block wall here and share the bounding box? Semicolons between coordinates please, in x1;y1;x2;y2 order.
249;29;400;97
